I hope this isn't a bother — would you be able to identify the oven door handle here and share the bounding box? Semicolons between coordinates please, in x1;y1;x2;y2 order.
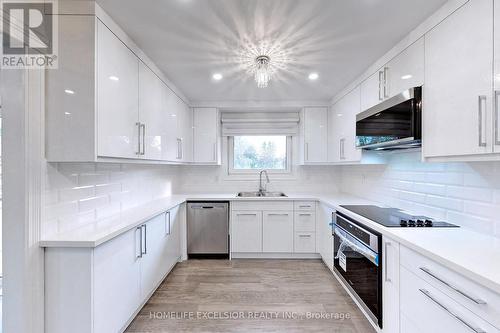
334;225;379;266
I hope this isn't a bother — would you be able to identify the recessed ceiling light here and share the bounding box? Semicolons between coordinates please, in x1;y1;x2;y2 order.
212;73;223;81
308;73;319;81
401;74;413;80
64;89;75;95
109;76;120;81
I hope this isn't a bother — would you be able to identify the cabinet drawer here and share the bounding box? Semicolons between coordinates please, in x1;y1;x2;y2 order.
401;246;500;328
232;201;294;211
294;201;316;211
294;232;316;253
294;211;316;232
400;267;499;333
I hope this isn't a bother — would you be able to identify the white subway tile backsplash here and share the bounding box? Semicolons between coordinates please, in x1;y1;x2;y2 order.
42;162;180;238
426;195;463;212
341;151;500;237
446;186;493;202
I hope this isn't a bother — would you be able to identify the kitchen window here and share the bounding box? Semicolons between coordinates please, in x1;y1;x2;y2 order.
228;136;291;174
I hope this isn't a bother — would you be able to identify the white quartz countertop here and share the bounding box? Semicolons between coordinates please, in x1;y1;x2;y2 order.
40;192;500;295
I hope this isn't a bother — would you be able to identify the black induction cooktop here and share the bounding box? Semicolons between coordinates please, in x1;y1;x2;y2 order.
340;205;459;228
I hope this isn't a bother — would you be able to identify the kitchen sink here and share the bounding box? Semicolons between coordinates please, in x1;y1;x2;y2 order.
237;191;287;198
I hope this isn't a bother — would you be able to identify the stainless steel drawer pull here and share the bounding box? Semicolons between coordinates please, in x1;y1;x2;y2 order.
419;289;486;333
419;267;486;305
299;213;312;216
299;205;312;208
237;213;257;216
268;214;289;216
299;235;312;238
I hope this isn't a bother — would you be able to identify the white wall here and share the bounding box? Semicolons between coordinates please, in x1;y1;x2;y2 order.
340;151;500;237
178;164;341;194
177;137;342;194
42;163;181;238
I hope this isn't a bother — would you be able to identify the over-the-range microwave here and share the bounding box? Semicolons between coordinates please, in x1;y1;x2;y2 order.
356;86;422;150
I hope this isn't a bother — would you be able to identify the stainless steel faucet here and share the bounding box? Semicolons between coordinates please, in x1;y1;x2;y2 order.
259;170;270;194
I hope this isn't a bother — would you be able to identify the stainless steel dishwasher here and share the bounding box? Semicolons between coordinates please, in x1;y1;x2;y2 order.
187;202;229;259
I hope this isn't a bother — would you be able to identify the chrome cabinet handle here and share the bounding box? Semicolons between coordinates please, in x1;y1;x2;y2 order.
165;211;171;236
142;224;147;255
384;242;392;283
179;138;183;160
383;67;389;98
176;138;182;159
299;234;312;238
268;213;289;216
213;142;217;162
419;289;486;333
136;226;143;258
237;213;257;216
305;142;309;161
495;91;500;145
378;70;384;101
478;96;487;147
340;138;346;160
419;267;486;305
299;213;312;216
141;124;146;155
136;122;142;155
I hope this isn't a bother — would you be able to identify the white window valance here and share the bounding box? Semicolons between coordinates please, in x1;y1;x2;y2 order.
221;112;300;136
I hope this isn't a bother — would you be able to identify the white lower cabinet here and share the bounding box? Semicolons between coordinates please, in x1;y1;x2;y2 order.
93;227;141;333
382;236;400;333
231;211;263;253
45;205;182;333
263;211;294;252
400;266;499;333
317;203;334;271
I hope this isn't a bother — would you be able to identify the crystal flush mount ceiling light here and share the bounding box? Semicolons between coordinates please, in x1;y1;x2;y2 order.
237;41;291;88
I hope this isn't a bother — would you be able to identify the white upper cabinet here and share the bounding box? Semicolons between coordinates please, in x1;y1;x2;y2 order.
360;38;424;113
301;107;329;163
46;14;193;164
193;108;220;164
385;37;424;98
360;68;384;112
494;2;500;153
423;0;493;158
329;86;362;163
139;62;166;160
97;21;139;159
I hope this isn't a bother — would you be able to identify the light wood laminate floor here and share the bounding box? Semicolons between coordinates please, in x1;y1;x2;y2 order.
125;260;376;333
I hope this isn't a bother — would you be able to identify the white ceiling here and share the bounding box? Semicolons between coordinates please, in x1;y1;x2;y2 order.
97;0;448;103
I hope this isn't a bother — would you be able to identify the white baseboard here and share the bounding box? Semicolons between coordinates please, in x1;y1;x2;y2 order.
231;252;321;259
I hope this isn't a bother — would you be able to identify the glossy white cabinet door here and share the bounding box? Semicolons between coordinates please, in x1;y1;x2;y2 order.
231;211;263;253
164;205;181;273
382;236;400;333
93;227;141;333
385;37;424;98
494;1;500;153
303;107;328;163
424;0;493;158
360;68;384;111
139;214;166;300
262;211;294;253
162;85;180;161
97;20;139;159
193;108;219;163
139;62;165;160
331;86;362;163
